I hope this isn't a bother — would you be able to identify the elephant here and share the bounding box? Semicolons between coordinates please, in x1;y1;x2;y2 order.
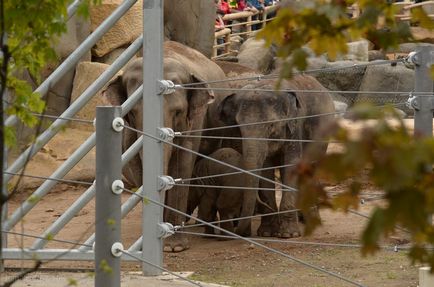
205;73;335;238
187;148;244;235
102;41;230;252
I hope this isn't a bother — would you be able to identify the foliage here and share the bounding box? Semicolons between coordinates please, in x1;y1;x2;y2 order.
0;0;100;146
258;0;433;78
294;104;434;269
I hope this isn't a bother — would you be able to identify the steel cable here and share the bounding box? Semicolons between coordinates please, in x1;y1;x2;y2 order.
180;102;407;135
175;230;411;252
176;134;336;143
2;230;92;248
174;183;293;192
3;171;94;186
180;58;407;87
121;187;366;287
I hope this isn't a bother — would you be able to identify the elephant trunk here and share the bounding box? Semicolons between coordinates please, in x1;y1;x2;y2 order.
236;138;267;236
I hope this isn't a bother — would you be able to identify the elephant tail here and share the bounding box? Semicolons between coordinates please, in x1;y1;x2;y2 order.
256;194;275;213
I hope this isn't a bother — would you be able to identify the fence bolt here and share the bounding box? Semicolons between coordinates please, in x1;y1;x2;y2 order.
111;180;124;195
158;176;175;192
158;222;175;238
157;127;175;142
111;242;124;257
112;117;124;132
157;80;176;95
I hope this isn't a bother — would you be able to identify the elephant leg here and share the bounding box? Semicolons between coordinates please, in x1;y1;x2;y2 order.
198;189;218;235
278;143;302;238
256;162;278;237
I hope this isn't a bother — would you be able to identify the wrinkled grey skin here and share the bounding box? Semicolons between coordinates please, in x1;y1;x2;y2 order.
187;148;243;234
103;41;229;252
206;70;335;238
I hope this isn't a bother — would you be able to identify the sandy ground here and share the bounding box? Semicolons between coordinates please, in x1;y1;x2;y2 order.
2;178;419;287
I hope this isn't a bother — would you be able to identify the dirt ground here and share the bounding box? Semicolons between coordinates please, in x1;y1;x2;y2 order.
3;176;419;287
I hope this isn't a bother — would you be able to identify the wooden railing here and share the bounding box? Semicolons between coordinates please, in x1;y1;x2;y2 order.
212;5;278;60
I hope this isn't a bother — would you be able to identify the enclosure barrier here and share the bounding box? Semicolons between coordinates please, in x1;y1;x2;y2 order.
212;5;277;59
2;1;434;287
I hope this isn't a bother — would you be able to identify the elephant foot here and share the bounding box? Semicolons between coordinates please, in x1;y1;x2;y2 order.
257;224;272;237
163;233;189;253
277;218;301;238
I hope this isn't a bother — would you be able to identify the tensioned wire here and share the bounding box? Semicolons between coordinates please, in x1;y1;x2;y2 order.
2;230;92;248
121;187;366;287
178;162;297;183
180;58;408;87
3;171;94;186
174;230;414;252
180;102;408;134
119;250;204;287
174;183;293;192
176;134;338;143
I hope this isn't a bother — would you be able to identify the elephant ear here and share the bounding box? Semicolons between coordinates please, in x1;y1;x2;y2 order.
218;93;237;125
102;75;127;106
186;74;216;127
286;91;301;135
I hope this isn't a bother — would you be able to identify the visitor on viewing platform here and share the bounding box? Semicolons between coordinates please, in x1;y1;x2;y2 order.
217;0;231;15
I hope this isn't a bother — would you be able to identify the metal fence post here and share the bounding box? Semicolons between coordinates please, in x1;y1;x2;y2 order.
411;45;434;136
142;0;164;276
95;106;123;287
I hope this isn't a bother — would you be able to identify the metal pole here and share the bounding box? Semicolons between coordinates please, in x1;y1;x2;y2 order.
412;45;434;136
95;106;122;287
420;267;434;287
142;0;164;276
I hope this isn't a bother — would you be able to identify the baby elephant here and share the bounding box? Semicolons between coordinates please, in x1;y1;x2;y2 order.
187;148;244;235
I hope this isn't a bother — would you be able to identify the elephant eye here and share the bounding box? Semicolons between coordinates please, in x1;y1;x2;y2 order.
175;109;183;116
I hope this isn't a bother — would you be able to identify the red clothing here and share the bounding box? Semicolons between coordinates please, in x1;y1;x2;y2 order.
237;0;248;10
218;1;231;14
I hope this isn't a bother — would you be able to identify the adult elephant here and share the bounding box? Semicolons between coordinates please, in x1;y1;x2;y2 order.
103;41;229;252
207;73;335;238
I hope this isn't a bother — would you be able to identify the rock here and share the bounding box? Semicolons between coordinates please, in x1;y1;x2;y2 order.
93;44;136;65
333;40;369;62
357;62;414;115
9;128;96;191
410;27;434;44
237;38;275;74
90;0;143;57
69;62;121;130
368;50;387;61
164;0;215;58
309;60;367;106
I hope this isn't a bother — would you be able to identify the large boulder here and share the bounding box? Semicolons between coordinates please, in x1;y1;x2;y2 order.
164;0;215;58
333;40;369;62
93;44;137;65
309;60;367;105
69;62;121;130
357;62;414;115
90;0;143;57
237;38;275;74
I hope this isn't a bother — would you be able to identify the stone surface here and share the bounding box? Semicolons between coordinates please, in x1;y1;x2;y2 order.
164;0;215;58
368;50;387;61
309;60;367;106
8;128;96;190
358;62;414;115
93;44;136;65
90;0;143;57
334;40;369;62
411;27;434;44
237;38;275;74
69;62;120;130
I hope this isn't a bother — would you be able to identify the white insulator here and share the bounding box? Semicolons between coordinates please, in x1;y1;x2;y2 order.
111;242;124;257
111;180;124;195
112;117;124;132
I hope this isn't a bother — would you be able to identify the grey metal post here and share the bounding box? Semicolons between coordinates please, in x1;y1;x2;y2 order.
142;0;164;276
412;45;434;136
95;106;122;287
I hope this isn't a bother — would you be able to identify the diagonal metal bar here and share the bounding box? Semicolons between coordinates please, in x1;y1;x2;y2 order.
4;35;143;185
5;0;139;127
122;187;366;287
4;83;144;232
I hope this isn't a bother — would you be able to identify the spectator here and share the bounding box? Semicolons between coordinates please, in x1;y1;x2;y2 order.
217;0;231;15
